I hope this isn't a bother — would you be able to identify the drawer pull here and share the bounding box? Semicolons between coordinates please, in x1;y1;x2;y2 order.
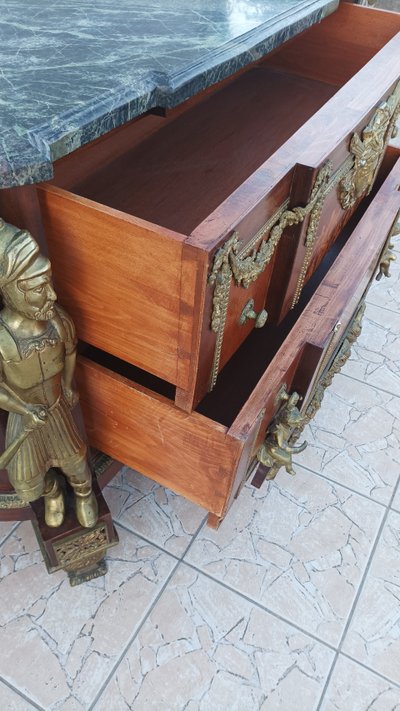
257;387;307;480
339;80;400;210
239;299;268;328
208;162;331;391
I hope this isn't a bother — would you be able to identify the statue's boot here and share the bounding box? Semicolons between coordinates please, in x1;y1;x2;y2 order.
44;475;65;528
75;490;98;528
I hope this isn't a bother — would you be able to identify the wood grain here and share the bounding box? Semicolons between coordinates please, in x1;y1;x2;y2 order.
37;184;192;388
76;357;243;518
230;158;400;438
264;2;400;87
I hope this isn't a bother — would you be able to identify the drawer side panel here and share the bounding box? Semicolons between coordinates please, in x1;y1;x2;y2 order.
77;358;242;517
38;185;191;387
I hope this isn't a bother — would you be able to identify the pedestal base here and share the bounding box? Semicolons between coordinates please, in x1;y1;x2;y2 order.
30;477;118;586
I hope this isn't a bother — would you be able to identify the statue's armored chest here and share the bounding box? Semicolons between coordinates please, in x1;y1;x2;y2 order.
2;324;65;390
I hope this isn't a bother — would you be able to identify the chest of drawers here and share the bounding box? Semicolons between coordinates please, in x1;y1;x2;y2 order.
1;1;400;531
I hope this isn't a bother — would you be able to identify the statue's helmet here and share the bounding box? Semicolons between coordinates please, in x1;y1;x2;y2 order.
0;219;47;288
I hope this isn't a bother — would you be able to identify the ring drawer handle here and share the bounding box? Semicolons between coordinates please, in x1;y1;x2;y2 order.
239;299;268;328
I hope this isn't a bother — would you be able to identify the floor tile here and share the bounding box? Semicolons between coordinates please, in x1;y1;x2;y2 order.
0;520;18;545
367;242;400;313
343;510;400;685
103;466;206;557
297;373;400;504
94;564;334;711
0;521;176;710
342;302;400;398
320;655;400;711
391;485;400;513
0;680;36;710
185;466;383;645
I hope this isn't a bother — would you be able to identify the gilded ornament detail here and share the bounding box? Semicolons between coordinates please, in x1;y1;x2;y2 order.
339;81;400;210
208;163;332;390
256;386;307;480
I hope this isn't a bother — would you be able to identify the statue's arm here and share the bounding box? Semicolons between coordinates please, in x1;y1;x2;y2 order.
56;306;79;407
0;379;47;428
0;379;32;416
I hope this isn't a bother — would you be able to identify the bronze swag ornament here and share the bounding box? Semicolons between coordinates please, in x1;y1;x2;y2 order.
0;218;98;528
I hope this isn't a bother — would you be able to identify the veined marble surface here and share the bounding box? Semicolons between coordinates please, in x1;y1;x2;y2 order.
0;0;338;188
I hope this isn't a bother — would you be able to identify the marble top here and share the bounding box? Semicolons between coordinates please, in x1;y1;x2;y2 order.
0;0;338;188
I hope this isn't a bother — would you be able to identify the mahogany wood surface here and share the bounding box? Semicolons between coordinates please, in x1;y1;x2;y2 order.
77;159;400;519
76;357;243;519
231;159;400;438
54;68;336;236
264;3;400;87
42;9;400;411
37;184;195;389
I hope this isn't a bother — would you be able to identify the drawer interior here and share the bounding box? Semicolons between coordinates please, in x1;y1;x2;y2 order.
79;188;374;428
54;67;337;235
51;4;399;237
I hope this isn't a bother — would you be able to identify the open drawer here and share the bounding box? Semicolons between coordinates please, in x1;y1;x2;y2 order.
38;3;400;412
76;159;400;527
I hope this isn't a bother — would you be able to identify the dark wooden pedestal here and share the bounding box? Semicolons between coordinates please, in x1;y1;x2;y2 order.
30;476;119;586
0;451;121;585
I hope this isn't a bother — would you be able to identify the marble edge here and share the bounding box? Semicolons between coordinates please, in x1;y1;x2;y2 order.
1;0;339;189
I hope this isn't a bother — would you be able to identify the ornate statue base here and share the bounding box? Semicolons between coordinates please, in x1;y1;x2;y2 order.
30;474;118;586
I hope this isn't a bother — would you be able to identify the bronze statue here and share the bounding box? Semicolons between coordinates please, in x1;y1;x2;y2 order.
0;218;98;528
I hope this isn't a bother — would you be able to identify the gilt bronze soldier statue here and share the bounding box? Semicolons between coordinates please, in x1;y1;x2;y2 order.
0;218;98;528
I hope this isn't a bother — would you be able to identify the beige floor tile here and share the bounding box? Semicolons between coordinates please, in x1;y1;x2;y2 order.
0;521;176;710
342;302;400;398
0;680;35;710
343;510;400;684
320;655;400;710
103;466;206;556
94;564;334;711
185;467;383;645
297;373;400;503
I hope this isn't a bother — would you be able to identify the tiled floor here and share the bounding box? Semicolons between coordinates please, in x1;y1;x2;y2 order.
1;246;400;710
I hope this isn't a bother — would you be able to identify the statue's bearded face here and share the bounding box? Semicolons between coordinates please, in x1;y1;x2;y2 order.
3;257;57;321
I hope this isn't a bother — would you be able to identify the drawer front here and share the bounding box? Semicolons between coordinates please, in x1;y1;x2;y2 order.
188;18;400;406
232;161;400;498
78;160;400;524
265;34;400;322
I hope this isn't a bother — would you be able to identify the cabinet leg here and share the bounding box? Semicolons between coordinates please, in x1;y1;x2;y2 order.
207;513;223;529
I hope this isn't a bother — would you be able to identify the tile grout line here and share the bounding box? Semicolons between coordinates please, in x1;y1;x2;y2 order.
365;301;400;317
180;559;337;653
285;462;391;507
113;520;181;562
113;509;209;564
316;487;396;710
339;650;400;690
340;369;400;401
88;514;208;710
0;674;45;711
0;519;21;548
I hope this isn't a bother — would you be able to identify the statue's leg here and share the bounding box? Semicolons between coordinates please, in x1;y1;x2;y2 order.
61;455;98;528
43;470;65;527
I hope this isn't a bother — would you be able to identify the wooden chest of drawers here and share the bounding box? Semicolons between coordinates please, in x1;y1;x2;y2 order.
2;2;399;528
